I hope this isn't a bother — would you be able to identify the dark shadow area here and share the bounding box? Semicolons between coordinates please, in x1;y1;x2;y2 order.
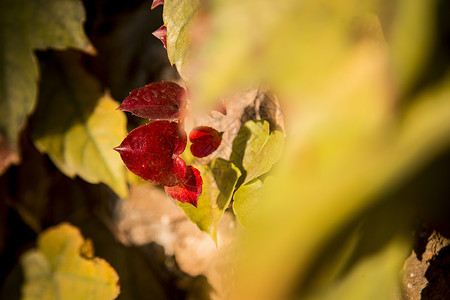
421;245;450;300
82;0;177;102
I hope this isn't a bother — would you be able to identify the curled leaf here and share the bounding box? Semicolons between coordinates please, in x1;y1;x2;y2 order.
114;121;187;186
165;165;203;207
189;126;222;158
152;25;168;49
117;81;186;120
151;0;164;9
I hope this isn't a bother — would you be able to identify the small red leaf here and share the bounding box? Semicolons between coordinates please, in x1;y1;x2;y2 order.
151;0;164;9
114;121;187;186
189;126;222;158
165;166;203;207
118;81;186;121
152;25;167;49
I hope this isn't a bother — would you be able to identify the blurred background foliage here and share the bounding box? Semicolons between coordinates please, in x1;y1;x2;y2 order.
1;0;450;299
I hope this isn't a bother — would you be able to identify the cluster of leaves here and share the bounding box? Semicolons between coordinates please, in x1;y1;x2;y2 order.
110;0;286;243
4;0;450;299
114;80;224;207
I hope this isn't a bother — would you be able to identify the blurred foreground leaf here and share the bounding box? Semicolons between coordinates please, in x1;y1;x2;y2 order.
180;158;240;242
190;0;388;104
20;223;120;300
0;0;91;172
31;52;128;198
235;75;450;300
186;0;450;299
390;0;437;95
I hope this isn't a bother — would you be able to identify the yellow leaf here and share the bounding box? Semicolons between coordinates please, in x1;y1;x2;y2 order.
21;223;120;300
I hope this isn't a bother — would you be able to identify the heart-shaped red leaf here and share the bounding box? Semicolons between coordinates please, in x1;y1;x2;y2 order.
165;166;203;207
152;25;167;49
114;121;187;186
118;81;186;121
151;0;164;9
189;126;222;158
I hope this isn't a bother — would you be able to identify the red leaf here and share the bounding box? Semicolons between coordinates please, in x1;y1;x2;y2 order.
151;0;164;9
117;81;186;121
189;126;222;158
165;166;203;207
114;121;187;186
152;25;167;49
174;125;187;155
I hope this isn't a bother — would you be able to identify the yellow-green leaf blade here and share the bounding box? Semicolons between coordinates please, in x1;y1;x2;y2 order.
163;0;200;80
231;120;284;185
20;223;120;300
30;52;128;198
179;158;241;242
233;178;263;228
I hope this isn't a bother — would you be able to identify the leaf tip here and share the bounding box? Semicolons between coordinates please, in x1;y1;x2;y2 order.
151;0;164;9
116;103;125;112
153;25;167;49
113;146;124;153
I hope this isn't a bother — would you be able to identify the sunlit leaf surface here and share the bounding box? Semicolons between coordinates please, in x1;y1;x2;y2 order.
231;120;284;185
179;158;240;242
233;178;263;228
31;52;128;198
20;223;120;300
163;0;200;79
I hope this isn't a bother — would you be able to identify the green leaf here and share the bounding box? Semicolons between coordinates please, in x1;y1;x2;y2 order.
230;120;284;185
179;158;241;243
20;223;120;300
0;0;91;164
163;0;200;80
233;178;263;228
30;51;128;198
